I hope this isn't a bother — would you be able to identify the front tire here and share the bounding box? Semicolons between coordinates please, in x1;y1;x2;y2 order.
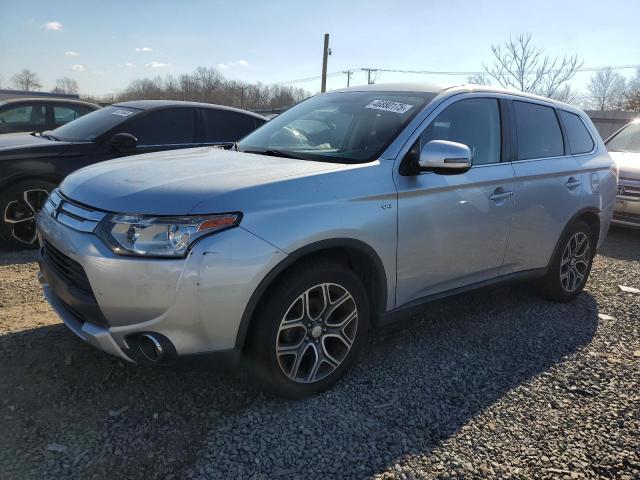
536;220;595;302
0;180;55;249
246;259;370;399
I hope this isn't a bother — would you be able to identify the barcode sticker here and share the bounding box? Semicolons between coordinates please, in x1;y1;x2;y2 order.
365;100;414;114
111;109;134;117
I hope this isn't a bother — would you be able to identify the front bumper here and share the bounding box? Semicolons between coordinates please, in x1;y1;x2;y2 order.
38;273;132;361
613;180;640;228
36;207;287;364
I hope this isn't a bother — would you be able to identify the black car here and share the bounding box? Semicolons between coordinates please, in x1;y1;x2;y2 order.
0;100;267;248
0;98;100;134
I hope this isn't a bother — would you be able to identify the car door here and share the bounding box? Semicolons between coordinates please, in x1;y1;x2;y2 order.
502;100;583;273
116;107;200;156
394;95;516;306
0;102;47;133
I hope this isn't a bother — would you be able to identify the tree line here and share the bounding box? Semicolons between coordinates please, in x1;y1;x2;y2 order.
99;67;308;111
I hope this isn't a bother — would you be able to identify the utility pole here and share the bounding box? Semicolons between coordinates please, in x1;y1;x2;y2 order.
361;68;379;85
343;70;353;87
320;33;330;93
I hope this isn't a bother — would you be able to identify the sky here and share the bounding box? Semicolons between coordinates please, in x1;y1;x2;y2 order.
0;0;638;97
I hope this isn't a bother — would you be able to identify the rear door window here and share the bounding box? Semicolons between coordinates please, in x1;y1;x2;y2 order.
124;108;197;145
0;103;46;126
513;101;564;160
559;110;594;154
203;109;260;142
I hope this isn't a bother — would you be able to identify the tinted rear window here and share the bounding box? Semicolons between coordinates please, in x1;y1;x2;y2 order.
513;101;564;160
203;109;259;142
559;110;594;154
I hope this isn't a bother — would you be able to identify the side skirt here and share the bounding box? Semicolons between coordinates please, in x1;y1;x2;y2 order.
378;268;548;328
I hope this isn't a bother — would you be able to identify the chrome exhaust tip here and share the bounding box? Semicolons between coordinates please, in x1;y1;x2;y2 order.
138;333;164;362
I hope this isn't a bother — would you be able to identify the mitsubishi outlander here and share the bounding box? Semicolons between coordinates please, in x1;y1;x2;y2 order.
36;84;617;398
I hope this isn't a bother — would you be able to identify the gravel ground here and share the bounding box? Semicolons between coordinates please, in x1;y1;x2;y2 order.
1;227;639;479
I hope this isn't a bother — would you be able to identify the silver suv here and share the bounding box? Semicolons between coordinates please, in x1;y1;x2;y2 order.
36;84;616;398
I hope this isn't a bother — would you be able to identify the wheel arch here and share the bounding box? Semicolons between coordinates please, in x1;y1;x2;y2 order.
0;173;62;194
235;238;389;351
548;207;601;268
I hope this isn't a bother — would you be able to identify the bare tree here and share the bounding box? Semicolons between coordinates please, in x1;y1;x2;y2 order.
483;34;582;100
586;67;626;111
11;69;42;92
466;74;490;86
626;67;640;112
52;77;79;95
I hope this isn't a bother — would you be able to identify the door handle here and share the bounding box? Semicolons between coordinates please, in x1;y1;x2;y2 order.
565;177;582;189
489;191;514;201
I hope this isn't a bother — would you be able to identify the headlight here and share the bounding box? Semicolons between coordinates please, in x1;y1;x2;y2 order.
101;213;241;257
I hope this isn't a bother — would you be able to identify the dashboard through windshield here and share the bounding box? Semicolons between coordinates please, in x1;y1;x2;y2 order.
238;91;434;163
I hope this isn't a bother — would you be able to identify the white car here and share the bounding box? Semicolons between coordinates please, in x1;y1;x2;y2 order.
607;120;640;228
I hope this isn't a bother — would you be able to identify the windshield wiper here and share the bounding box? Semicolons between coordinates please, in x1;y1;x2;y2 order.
243;148;304;160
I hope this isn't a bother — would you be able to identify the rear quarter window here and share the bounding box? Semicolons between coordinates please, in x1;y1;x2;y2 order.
513;101;564;160
559;110;594;154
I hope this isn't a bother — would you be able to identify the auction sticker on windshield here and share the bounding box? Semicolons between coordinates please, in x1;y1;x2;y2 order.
111;110;134;117
365;100;414;114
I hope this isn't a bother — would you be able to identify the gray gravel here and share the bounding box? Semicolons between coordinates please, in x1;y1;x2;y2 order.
1;228;639;479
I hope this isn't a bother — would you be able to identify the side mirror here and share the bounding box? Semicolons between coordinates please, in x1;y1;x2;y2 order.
110;132;138;151
418;140;472;174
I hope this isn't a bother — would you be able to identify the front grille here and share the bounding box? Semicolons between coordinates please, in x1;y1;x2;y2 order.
43;241;92;295
618;183;640;199
44;189;107;233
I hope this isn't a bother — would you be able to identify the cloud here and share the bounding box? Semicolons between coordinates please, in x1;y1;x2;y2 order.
71;64;85;72
145;61;170;68
135;47;153;52
125;62;134;67
218;60;249;70
64;51;79;57
41;21;63;31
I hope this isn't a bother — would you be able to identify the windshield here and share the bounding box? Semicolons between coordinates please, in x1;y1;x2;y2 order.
607;121;640;153
238;91;434;163
51;105;141;142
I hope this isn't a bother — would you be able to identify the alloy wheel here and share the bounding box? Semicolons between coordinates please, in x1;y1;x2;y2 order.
559;231;591;293
275;283;358;383
3;189;49;245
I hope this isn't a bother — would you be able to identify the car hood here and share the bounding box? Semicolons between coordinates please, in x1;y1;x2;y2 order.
609;151;640;180
0;132;72;158
60;147;356;215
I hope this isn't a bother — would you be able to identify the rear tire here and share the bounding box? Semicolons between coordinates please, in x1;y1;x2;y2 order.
0;179;55;250
246;259;370;399
535;220;595;302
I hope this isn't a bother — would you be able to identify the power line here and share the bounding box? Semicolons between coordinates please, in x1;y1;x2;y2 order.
276;64;640;85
